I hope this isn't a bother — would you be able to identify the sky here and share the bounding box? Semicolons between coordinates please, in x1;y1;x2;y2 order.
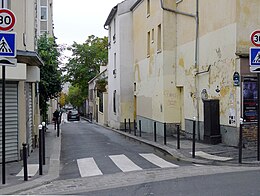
53;0;124;46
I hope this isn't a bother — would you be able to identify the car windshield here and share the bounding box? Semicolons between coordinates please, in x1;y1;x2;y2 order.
71;110;78;115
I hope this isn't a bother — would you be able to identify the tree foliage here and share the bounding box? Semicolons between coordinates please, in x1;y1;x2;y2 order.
67;85;85;109
37;34;62;119
64;35;108;105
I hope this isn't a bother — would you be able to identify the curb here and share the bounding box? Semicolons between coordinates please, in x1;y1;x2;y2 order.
84;118;260;167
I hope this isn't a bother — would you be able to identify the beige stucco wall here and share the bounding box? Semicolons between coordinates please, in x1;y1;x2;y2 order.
133;0;179;124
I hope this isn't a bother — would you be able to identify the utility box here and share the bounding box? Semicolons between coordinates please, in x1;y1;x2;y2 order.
203;99;221;144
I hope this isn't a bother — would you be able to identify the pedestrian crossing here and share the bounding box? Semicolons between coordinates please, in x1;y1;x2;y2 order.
76;153;186;178
15;153;201;178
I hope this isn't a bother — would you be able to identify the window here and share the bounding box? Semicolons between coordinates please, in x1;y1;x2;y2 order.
41;6;47;20
157;24;162;52
151;29;154;43
113;53;116;77
113;90;116;114
113;18;116;42
147;31;150;57
147;0;150;17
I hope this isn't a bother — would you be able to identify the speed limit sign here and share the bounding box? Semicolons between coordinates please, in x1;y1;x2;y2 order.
0;9;16;31
251;30;260;47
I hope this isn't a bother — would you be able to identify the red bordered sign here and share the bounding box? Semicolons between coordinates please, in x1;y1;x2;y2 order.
0;9;16;31
251;30;260;47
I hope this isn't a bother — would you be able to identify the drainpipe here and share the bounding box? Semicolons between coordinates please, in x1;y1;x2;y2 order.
160;0;200;139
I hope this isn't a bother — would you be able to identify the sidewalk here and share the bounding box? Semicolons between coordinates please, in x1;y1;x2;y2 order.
110;127;260;166
0;124;61;195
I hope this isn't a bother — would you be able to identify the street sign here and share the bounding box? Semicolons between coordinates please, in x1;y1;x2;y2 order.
250;47;260;72
0;32;16;58
251;30;260;47
0;9;16;31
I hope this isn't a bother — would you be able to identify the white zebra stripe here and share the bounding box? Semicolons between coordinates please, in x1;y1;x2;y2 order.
77;157;103;177
16;164;39;177
140;153;179;168
109;154;142;172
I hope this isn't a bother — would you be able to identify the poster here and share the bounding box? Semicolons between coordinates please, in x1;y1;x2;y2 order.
243;77;257;122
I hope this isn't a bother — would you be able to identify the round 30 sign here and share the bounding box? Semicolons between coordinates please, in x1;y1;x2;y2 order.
0;9;16;31
251;30;260;47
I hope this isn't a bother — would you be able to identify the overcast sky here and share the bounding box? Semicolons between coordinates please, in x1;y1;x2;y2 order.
53;0;123;46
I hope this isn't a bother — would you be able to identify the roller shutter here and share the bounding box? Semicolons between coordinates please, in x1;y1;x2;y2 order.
25;83;33;153
0;82;19;162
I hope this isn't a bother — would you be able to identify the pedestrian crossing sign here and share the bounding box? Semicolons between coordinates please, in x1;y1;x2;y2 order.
250;47;260;72
0;32;16;58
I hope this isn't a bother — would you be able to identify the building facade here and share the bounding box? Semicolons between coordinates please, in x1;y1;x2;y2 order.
0;0;53;162
104;0;136;130
105;0;260;146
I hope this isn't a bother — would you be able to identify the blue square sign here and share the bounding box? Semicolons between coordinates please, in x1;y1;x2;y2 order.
0;32;16;57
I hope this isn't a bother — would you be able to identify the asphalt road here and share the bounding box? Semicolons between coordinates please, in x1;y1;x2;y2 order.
59;119;191;180
81;169;260;196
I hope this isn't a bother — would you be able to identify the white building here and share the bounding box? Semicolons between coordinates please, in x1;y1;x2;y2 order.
104;0;137;130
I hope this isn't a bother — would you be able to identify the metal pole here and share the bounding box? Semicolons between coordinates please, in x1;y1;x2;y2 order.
39;124;43;175
2;65;5;184
22;143;28;181
154;122;157;142
239;118;243;164
57;117;60;137
258;73;260;161
128;118;131;134
164;123;167;145
177;124;180;149
139;120;142;137
42;122;46;165
124;119;126;132
134;120;136;136
192;119;196;158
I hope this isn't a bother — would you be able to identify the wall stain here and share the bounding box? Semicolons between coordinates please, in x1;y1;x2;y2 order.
134;63;141;82
179;58;184;68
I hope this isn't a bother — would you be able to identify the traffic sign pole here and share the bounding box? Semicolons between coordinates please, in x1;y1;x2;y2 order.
1;0;5;185
0;5;16;185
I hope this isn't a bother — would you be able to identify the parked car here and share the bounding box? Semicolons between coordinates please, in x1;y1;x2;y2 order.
67;110;80;121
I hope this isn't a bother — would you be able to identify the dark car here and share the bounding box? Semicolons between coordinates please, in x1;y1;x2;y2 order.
67;110;80;121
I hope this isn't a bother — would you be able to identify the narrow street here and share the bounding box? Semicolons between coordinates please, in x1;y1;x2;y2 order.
59;119;192;180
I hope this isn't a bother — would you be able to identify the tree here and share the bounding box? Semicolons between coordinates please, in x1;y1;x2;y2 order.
37;34;62;120
64;35;108;105
67;85;85;109
59;92;68;108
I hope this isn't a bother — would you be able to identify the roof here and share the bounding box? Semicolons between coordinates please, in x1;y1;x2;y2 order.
17;50;44;67
130;0;142;11
88;68;107;84
104;5;118;29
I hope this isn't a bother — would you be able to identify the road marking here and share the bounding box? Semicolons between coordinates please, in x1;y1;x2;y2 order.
191;151;233;161
140;153;179;168
16;164;39;177
109;154;142;172
77;157;103;177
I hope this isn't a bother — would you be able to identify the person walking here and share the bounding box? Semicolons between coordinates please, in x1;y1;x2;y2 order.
53;109;60;130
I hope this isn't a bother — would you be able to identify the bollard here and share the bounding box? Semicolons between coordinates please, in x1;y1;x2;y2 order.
38;124;43;175
134;120;136;136
177;124;180;149
139;120;142;137
22;143;28;181
192;118;196;158
154;122;157;142
42;122;46;165
57;117;60;137
164;123;167;145
128;119;131;134
239;118;243;164
124;119;127;132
